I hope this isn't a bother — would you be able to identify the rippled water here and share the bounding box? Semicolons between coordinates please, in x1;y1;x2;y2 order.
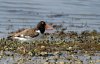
0;0;100;37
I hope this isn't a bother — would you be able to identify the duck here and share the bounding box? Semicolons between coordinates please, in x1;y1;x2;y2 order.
7;21;54;41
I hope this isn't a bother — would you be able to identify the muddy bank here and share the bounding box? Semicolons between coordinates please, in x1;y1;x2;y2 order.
0;30;100;64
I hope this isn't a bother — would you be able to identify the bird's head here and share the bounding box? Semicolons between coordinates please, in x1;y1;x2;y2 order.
35;21;46;34
36;20;54;34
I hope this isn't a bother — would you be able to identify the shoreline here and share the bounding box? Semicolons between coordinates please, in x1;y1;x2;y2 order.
0;30;100;64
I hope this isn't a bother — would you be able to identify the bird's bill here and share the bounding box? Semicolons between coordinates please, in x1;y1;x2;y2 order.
45;24;54;30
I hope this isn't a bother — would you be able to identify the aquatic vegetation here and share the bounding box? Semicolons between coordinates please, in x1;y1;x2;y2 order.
0;30;100;64
0;30;100;55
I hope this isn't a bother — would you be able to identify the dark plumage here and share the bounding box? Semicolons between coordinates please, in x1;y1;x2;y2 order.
36;21;46;34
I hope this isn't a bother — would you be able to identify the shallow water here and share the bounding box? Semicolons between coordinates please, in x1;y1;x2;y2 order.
0;51;100;64
0;0;100;37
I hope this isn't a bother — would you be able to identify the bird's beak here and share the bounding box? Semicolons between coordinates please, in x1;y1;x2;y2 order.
45;24;54;30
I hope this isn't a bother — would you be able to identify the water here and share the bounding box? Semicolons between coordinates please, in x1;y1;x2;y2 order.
0;51;100;64
0;0;100;37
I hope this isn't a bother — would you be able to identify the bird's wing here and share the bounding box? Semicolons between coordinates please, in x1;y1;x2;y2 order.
9;28;39;37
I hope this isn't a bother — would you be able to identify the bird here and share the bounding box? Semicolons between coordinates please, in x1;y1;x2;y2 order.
7;21;54;42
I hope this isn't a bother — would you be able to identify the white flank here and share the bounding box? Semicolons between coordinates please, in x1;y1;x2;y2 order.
35;30;40;33
14;36;34;42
